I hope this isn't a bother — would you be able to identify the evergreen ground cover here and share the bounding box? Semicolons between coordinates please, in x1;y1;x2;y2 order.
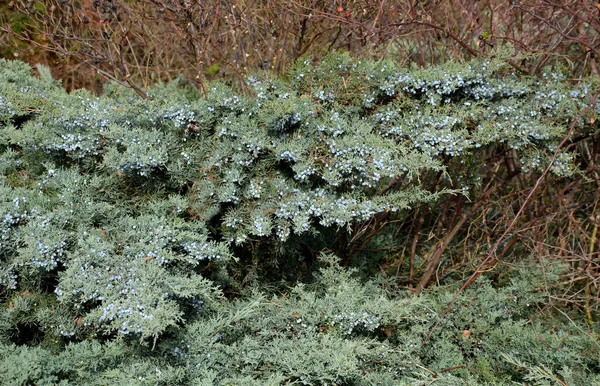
1;54;599;385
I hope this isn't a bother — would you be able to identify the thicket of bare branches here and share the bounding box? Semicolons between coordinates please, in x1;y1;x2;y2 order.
3;0;600;96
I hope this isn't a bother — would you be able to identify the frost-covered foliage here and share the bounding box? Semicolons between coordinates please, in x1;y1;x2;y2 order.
0;55;599;384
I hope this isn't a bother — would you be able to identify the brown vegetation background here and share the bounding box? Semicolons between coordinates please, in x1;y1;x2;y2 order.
3;0;600;96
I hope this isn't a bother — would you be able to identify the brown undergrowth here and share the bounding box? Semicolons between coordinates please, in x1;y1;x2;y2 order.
2;0;600;95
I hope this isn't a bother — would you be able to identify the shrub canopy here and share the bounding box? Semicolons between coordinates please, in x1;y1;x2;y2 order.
0;55;599;385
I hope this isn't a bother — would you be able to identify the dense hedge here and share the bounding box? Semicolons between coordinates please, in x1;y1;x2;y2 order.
0;55;599;384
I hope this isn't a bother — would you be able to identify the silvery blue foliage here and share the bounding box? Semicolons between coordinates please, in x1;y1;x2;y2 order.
55;229;223;339
0;54;596;344
0;55;599;386
0;96;16;121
